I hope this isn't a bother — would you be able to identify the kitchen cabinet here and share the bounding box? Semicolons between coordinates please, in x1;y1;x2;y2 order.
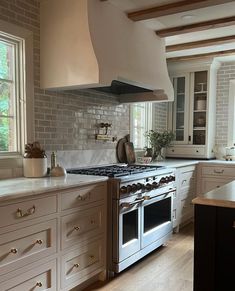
166;60;220;159
175;165;196;230
0;182;107;291
194;204;235;291
197;163;235;195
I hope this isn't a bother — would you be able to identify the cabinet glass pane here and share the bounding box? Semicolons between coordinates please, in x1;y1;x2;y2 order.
193;71;207;145
174;77;185;141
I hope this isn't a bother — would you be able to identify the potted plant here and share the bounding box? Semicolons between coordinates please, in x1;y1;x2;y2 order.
145;130;174;161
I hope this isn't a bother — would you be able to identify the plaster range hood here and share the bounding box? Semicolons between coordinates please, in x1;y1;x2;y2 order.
40;0;174;103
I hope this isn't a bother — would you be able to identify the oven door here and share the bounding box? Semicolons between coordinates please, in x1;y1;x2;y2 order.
141;191;174;249
115;197;143;263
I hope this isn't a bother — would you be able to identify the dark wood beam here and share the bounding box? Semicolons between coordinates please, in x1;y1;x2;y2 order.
128;0;234;21
156;16;235;37
166;35;235;52
167;48;235;61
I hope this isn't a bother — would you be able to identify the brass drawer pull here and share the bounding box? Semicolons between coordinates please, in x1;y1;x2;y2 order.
16;205;36;218
74;226;80;231
35;239;43;245
36;282;42;287
89;255;95;260
73;263;80;268
77;193;91;201
214;169;224;174
90;219;95;224
10;248;18;254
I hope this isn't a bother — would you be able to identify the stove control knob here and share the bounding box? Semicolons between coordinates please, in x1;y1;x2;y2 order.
152;182;159;188
137;183;143;190
131;184;138;192
169;175;175;181
127;185;132;193
120;186;127;194
160;177;166;184
145;183;153;191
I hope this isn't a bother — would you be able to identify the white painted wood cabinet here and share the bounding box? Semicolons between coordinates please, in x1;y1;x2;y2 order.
197;163;235;195
0;182;107;291
176;165;196;228
166;60;220;159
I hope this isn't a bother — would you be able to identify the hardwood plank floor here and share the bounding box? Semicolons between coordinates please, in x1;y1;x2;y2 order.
84;223;194;291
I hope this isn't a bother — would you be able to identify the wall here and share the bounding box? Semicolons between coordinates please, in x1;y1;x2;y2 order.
0;0;168;172
215;61;235;146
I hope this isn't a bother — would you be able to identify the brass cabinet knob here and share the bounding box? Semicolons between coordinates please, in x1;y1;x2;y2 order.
36;282;42;287
74;226;80;231
90;219;95;224
73;263;80;268
89;255;95;260
10;248;18;254
35;239;43;245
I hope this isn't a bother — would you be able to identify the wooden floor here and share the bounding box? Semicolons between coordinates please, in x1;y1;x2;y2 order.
84;223;194;291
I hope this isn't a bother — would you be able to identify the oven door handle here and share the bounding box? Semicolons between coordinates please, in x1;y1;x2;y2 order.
143;189;175;201
121;198;145;209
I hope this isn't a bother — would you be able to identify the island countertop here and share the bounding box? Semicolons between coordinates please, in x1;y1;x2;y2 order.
192;180;235;208
0;174;108;202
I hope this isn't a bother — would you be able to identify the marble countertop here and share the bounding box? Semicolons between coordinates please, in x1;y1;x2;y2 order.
150;158;199;168
0;174;108;202
193;180;235;208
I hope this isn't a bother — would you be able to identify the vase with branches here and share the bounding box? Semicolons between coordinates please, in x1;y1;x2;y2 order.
145;130;174;161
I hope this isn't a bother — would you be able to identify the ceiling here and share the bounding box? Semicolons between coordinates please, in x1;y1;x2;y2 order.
107;0;235;61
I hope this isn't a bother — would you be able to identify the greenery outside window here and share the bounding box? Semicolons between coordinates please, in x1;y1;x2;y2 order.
130;103;153;150
0;21;34;162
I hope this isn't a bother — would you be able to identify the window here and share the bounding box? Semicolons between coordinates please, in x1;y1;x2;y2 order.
0;21;34;160
130;103;153;150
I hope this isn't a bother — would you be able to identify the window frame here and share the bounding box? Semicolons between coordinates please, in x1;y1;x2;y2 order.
0;20;34;166
130;102;154;151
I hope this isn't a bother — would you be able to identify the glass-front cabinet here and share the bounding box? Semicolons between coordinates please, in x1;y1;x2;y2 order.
167;61;219;159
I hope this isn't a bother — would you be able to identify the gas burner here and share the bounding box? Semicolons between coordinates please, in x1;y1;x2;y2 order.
67;164;164;178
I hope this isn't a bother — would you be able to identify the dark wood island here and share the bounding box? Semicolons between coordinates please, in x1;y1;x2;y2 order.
193;181;235;291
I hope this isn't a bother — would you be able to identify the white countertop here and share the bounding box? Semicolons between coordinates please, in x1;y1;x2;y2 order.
0;174;108;202
150;158;199;168
193;180;235;208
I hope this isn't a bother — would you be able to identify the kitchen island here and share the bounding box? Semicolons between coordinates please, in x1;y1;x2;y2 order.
192;181;235;291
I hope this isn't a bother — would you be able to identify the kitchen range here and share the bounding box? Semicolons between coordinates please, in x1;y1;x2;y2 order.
67;164;176;274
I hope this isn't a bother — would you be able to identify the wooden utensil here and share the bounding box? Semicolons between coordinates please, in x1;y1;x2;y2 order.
116;137;128;163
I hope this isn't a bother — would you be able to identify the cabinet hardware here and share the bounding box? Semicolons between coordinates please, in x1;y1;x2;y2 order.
10;248;18;254
196;150;199;153
35;239;43;245
36;282;42;287
216;185;220;188
90;219;95;224
74;226;80;231
182;179;187;184
188;136;191;142
16;205;36;218
214;169;224;174
73;263;80;268
77;193;90;201
89;255;95;260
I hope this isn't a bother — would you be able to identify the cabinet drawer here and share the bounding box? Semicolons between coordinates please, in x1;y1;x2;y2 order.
180;196;194;224
202;166;235;177
201;177;233;194
0;259;56;290
167;146;205;157
61;239;104;288
0;219;56;275
0;195;57;228
61;205;105;250
60;184;106;211
180;171;195;190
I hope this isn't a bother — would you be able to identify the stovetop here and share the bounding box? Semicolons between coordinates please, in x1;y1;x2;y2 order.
67;164;164;178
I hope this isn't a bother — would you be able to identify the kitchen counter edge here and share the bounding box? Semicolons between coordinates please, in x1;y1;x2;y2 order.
0;174;108;202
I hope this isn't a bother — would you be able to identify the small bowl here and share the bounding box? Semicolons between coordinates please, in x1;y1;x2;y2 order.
137;157;152;164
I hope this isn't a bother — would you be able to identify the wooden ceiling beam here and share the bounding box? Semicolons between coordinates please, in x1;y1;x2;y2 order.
166;35;235;52
128;0;234;21
156;16;235;37
167;48;235;61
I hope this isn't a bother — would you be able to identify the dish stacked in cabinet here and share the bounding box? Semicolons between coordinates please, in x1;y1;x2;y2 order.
0;181;107;291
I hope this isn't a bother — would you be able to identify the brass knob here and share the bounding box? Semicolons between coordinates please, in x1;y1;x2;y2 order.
74;226;80;231
89;255;95;260
35;239;43;245
10;248;18;254
36;282;42;287
90;219;95;224
74;263;80;268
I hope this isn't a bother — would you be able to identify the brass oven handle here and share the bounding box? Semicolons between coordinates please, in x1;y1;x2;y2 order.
16;205;36;218
143;189;176;201
121;198;145;208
